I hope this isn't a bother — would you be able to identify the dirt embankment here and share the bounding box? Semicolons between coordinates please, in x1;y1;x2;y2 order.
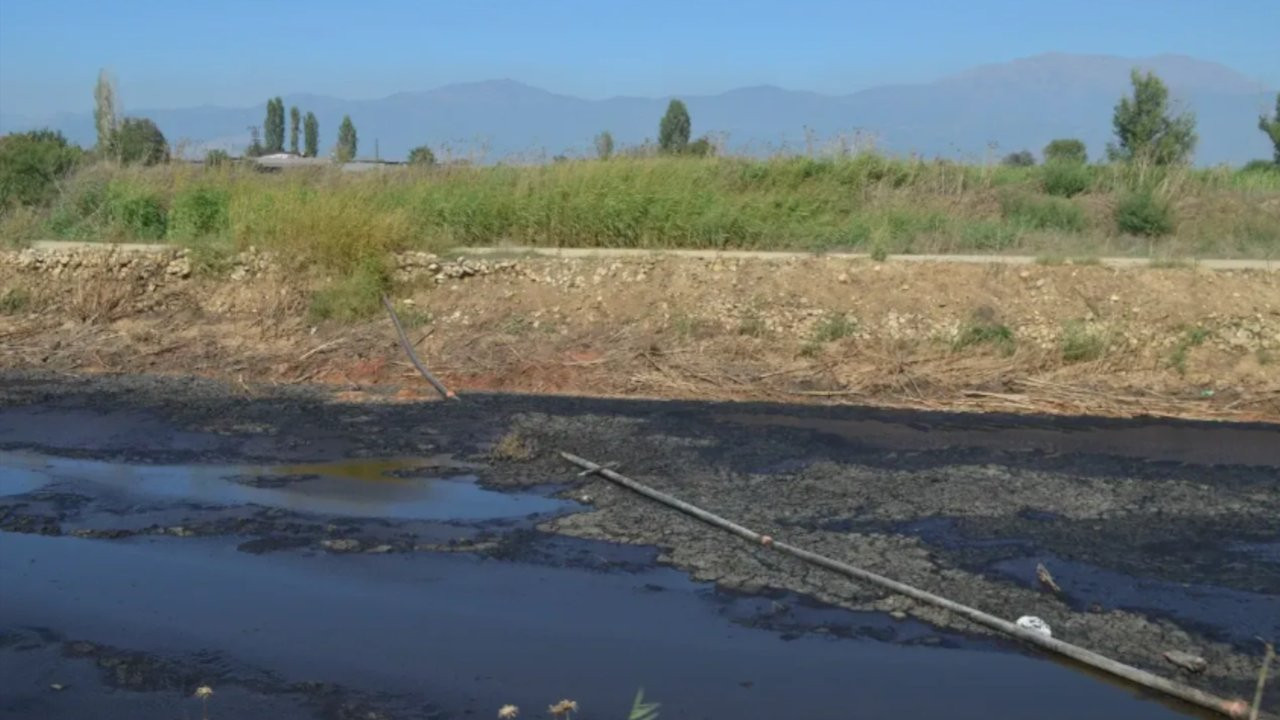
1;244;1277;421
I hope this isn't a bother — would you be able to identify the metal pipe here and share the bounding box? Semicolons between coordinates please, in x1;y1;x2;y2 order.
381;294;456;400
560;451;1264;719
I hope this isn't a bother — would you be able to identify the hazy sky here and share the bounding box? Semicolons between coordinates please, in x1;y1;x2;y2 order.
1;0;1277;117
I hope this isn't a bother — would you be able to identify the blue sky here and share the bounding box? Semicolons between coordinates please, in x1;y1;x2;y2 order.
1;0;1276;117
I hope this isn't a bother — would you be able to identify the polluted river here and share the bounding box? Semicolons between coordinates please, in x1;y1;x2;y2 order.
0;372;1277;719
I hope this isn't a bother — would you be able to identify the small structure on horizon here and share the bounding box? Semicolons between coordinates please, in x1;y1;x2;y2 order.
250;152;403;172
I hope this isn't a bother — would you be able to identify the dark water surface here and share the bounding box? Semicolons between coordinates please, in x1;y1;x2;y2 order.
3;390;1275;719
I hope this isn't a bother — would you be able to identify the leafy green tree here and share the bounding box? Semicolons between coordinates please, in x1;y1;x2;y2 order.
0;130;84;208
594;130;614;160
264;97;285;153
303;112;319;157
1107;70;1197;166
1001;150;1036;167
658;100;691;154
407;145;436;166
1043;139;1087;165
289;106;301;154
1259;93;1280;165
111;117;168;165
336;115;358;162
93;69;119;153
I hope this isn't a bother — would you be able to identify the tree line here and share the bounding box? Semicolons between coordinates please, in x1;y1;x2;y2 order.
245;97;324;160
998;70;1269;169
3;68;1280;213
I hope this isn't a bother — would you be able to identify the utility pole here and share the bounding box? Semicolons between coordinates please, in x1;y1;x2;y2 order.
375;138;380;161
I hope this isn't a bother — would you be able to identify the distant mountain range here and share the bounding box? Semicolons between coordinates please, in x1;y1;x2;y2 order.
1;53;1275;166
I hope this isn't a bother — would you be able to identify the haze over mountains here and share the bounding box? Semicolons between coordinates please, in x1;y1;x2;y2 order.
1;53;1274;166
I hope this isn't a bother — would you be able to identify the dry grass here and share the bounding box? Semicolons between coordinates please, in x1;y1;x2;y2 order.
4;253;1278;422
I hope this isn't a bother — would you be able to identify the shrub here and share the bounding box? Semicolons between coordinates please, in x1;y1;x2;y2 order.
685;136;716;158
0;287;32;314
112;117;168;166
1040;161;1092;197
1043;139;1087;165
1061;320;1108;362
230;179;415;272
1000;193;1086;232
106;182;167;239
0;205;42;246
0;129;83;209
308;258;390;321
959;220;1021;250
1169;326;1210;374
169;185;229;239
1001;150;1036;167
812;312;856;342
408;146;436;166
953;320;1015;355
1114;191;1174;237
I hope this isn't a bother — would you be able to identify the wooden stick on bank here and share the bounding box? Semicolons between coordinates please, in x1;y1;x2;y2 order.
560;451;1268;720
381;294;456;400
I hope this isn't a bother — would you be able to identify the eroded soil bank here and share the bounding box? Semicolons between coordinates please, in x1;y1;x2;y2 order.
1;245;1277;422
1;371;1276;718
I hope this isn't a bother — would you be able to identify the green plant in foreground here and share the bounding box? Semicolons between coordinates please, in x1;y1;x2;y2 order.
308;259;390;321
106;182;167;239
1061;320;1108;363
169;185;229;239
628;688;661;720
953;320;1016;355
1169;326;1211;375
812;312;856;343
182;236;237;276
737;312;766;337
1114;190;1174;237
0;287;32;314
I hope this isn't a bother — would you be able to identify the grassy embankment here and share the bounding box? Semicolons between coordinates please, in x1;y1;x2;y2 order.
2;155;1278;317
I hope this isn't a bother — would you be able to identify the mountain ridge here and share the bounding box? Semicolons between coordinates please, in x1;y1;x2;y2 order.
1;53;1274;165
